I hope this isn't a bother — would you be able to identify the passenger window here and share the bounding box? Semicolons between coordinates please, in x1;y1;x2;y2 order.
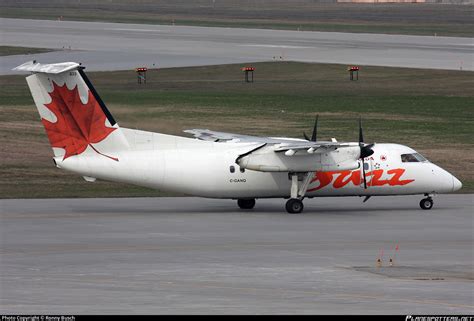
363;163;369;170
230;165;235;173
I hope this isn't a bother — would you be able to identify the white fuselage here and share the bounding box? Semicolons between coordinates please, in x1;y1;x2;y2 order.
55;128;461;199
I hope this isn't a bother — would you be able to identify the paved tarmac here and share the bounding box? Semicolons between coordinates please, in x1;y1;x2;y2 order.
1;18;473;74
0;195;472;314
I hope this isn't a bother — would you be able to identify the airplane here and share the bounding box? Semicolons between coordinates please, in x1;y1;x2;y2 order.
14;61;463;214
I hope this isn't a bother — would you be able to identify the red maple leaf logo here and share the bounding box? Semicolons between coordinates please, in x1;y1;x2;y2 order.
42;81;117;161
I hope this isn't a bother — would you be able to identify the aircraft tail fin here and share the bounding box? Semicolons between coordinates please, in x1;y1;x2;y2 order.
14;61;130;161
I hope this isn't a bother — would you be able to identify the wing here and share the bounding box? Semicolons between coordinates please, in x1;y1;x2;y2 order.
185;129;363;173
184;129;288;143
184;128;356;152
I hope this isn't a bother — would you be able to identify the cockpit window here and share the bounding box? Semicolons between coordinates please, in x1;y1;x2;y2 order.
401;153;427;163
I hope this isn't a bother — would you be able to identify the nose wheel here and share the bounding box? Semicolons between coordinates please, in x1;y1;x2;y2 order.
419;197;433;210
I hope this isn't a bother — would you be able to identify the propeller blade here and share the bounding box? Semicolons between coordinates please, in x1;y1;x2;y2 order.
303;132;310;141
311;115;319;142
359;117;364;144
358;118;370;189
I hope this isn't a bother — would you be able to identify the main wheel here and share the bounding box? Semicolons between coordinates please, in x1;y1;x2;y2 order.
285;198;304;214
419;198;433;210
237;198;256;210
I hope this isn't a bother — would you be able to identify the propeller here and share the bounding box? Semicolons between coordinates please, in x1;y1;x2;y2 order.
304;115;319;142
303;116;374;189
358;117;374;189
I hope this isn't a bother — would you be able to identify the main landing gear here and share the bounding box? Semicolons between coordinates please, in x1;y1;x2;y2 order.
237;198;256;210
419;195;434;210
286;198;304;214
285;172;313;214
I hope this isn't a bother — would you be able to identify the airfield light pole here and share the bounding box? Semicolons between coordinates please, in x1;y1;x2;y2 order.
136;67;148;84
348;66;359;81
242;66;255;83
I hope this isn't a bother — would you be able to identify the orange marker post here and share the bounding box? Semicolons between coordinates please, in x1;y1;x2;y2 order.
242;66;255;83
136;67;148;84
348;66;359;81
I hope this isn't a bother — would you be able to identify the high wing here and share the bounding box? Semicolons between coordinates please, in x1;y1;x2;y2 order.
184;128;357;152
185;128;365;174
184;128;295;144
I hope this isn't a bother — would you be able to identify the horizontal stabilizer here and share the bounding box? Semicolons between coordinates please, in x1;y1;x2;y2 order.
13;61;81;74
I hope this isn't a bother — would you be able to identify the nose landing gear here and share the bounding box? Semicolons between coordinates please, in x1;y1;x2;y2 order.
419;196;433;210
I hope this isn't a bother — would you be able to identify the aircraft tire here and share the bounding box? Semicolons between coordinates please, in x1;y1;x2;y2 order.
419;198;433;210
286;198;304;214
237;198;256;210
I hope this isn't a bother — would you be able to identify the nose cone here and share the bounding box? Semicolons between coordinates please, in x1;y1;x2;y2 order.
430;164;462;194
452;175;463;192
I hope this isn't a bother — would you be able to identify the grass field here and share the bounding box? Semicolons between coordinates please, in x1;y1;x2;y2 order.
1;1;473;37
0;46;53;57
1;61;473;198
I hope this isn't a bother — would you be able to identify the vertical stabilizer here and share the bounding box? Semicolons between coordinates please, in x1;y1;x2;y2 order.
14;61;129;161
